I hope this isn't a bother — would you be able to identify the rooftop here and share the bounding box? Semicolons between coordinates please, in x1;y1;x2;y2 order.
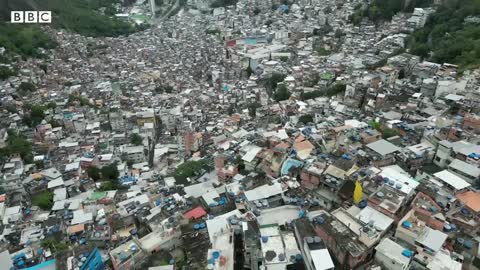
366;139;400;156
456;191;480;213
375;238;410;266
433;170;471;191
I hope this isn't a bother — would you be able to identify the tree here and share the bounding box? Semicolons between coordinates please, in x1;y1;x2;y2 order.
246;58;253;78
174;159;209;183
334;29;344;39
101;163;119;181
154;84;174;94
0;66;16;80
18;82;35;92
265;73;286;92
127;160;135;168
304;73;320;87
98;181;116;191
46;102;57;110
41;239;69;252
326;83;346;96
301;90;324;100
317;47;331;56
247;102;261;118
369;120;381;131
382;128;399;139
0;130;33;163
24;105;46;127
210;0;238;8
273;84;291;102
298;114;314;124
87;166;101;181
130;133;143;146
32;191;54;210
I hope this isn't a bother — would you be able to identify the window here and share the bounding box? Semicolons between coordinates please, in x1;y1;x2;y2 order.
435;156;441;162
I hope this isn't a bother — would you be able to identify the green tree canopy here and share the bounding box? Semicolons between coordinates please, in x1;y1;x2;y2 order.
18;82;36;92
408;0;480;70
265;73;286;93
326;83;346;97
87;166;101;181
0;66;16;80
174;159;209;183
247;102;261;118
130;133;143;146
154;84;174;94
32;191;54;210
273;84;291;102
23;104;46;127
101;163;119;180
299;114;314;124
0;130;33;163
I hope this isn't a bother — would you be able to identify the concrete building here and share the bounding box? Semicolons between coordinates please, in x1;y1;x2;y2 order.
375;238;411;270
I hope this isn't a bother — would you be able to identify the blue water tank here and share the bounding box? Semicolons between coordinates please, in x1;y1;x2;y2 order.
402;221;412;229
464;240;473;249
402;250;412;258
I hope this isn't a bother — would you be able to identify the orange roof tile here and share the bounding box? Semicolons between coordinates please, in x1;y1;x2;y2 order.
293;140;314;151
31;173;43;180
457;191;480;213
68;224;85;234
276;142;290;149
295;135;305;142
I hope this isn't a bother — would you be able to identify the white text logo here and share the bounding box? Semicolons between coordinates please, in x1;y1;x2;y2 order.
10;11;52;23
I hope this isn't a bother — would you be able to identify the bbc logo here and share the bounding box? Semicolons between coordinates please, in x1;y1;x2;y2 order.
10;11;52;23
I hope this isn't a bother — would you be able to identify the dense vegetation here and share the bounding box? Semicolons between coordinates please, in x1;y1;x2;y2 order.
87;166;101;181
22;103;56;127
32;191;54;210
301;83;346;100
47;0;138;37
273;84;291;102
211;0;238;8
369;120;399;139
174;159;210;183
264;73;286;96
0;0;141;76
154;84;174;94
0;130;33;163
299;114;314;124
409;0;480;70
130;133;143;146
0;66;16;80
350;0;433;24
348;0;480;70
0;23;56;59
93;163;121;191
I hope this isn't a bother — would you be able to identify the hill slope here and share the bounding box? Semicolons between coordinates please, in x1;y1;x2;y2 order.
0;0;143;65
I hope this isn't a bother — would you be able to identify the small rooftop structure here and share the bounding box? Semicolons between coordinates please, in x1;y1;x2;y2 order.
433;170;471;191
355;206;394;232
375;238;411;267
456;191;480;213
184;206;207;220
367;139;400;156
244;182;283;201
310;249;334;270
